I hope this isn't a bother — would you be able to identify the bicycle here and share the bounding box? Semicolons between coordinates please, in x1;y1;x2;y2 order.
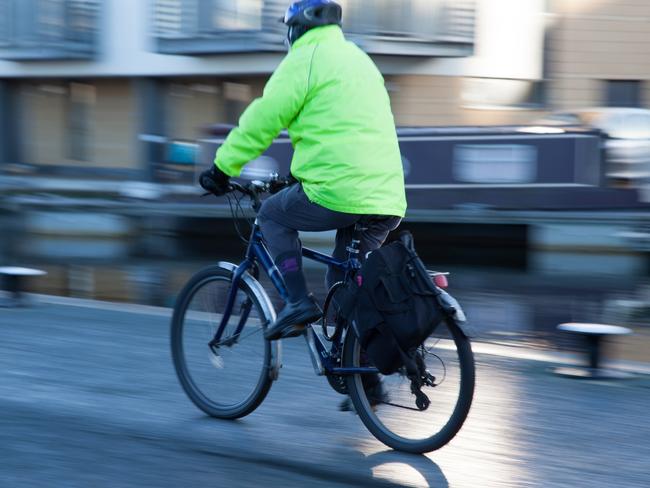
170;176;475;453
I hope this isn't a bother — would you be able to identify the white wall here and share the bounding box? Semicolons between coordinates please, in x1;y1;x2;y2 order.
462;0;546;79
376;0;546;79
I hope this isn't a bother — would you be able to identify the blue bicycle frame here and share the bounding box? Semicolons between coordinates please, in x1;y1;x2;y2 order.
210;220;378;376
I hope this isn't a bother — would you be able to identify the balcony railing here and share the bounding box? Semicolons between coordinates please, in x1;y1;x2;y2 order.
154;0;475;57
0;0;100;60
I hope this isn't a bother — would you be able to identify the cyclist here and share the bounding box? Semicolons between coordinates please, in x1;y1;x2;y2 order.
200;0;407;342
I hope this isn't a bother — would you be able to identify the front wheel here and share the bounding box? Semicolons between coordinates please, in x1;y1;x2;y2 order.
171;266;275;419
343;319;475;453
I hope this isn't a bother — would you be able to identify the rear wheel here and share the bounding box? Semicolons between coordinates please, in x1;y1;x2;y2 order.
171;266;275;419
343;320;475;453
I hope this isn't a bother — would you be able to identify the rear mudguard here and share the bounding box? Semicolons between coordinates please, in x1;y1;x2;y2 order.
436;288;476;338
218;261;282;380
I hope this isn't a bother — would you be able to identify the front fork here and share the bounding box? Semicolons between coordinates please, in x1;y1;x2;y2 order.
209;261;254;349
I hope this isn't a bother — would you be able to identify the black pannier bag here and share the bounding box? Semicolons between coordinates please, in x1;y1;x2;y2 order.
340;231;458;376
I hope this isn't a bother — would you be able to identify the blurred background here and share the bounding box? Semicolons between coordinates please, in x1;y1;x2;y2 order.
1;0;648;351
1;1;649;486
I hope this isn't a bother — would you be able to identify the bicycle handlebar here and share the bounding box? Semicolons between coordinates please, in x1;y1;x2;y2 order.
214;174;295;212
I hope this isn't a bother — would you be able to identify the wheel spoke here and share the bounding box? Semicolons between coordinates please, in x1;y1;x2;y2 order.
171;267;274;419
211;326;264;348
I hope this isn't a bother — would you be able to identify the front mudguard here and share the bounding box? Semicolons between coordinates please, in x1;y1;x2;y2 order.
218;261;282;381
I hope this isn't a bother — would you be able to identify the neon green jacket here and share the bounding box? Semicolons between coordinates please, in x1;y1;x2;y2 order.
214;25;406;217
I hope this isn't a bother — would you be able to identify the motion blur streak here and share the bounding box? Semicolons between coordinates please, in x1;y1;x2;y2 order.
1;0;649;486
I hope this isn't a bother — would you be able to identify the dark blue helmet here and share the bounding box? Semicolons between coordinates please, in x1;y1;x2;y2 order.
282;0;342;46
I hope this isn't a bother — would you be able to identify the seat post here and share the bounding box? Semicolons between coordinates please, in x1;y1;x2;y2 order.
346;221;367;262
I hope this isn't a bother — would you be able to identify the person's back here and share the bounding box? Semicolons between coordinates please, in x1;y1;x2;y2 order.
200;0;406;341
287;25;406;216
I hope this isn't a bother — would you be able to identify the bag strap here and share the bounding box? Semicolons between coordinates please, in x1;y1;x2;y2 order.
396;232;440;296
376;322;421;386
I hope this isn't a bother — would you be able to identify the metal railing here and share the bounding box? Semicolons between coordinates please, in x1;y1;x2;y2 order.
154;0;254;36
0;0;100;60
342;0;474;42
153;0;475;56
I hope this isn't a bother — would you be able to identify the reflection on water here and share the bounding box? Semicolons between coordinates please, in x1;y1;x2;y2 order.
10;231;650;363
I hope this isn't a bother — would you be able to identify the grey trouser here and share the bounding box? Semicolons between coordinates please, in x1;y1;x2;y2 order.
257;184;402;289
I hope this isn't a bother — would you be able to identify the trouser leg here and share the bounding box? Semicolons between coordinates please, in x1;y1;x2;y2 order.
257;184;359;302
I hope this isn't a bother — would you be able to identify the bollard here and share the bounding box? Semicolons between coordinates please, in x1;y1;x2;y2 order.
554;322;634;379
0;267;47;307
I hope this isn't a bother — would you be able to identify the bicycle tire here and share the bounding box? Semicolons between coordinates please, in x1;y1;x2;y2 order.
343;319;475;453
171;265;275;419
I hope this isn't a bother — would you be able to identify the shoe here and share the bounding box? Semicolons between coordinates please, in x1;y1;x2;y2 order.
264;294;322;341
339;382;389;412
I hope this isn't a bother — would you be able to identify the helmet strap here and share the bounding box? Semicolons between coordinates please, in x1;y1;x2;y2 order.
287;24;310;46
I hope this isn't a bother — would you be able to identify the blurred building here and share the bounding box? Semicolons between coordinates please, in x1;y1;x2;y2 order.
546;0;650;111
1;0;648;180
1;1;648;304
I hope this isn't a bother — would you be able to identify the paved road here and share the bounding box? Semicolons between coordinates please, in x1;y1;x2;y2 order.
1;298;649;487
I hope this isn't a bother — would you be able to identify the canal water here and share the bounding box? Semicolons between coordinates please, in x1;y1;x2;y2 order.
6;217;648;365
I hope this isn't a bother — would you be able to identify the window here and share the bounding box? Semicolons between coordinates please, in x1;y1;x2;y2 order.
67;82;95;162
64;0;100;43
454;144;538;184
205;0;262;31
0;1;11;44
224;81;252;123
155;0;263;36
605;80;641;108
153;0;185;36
0;0;98;59
375;0;443;40
154;0;475;56
38;0;65;42
343;0;454;41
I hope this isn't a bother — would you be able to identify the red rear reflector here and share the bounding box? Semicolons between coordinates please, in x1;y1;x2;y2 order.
434;274;448;288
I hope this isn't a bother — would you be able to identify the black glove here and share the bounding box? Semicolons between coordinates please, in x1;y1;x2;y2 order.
200;165;230;196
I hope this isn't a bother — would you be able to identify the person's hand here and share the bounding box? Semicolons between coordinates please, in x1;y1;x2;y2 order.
199;165;230;196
